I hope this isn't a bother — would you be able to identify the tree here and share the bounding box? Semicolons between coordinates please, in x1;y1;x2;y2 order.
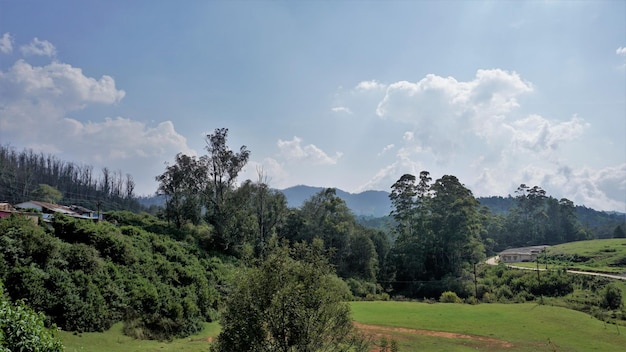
211;239;368;352
613;225;626;239
155;153;207;228
203;128;251;251
232;175;288;257
388;172;433;293
30;184;63;204
428;175;484;279
389;174;417;238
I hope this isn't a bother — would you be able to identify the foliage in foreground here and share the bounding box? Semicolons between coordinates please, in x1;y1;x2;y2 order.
0;214;221;340
211;238;368;352
0;283;64;352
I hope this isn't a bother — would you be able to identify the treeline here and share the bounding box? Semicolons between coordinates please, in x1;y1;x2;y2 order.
0;145;142;211
478;195;625;240
481;184;591;252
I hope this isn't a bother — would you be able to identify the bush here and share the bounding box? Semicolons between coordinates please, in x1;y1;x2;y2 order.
439;291;462;303
0;284;64;352
601;284;623;310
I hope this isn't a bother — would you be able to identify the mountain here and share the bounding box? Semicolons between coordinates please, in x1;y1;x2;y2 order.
279;185;392;217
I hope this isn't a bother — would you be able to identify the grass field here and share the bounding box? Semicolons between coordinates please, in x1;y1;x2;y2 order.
544;238;626;274
351;301;626;351
60;301;626;352
60;322;220;352
503;239;626;275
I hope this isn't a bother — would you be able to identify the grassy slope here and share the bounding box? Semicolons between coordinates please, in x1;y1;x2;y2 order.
508;239;626;274
351;301;626;352
546;238;626;273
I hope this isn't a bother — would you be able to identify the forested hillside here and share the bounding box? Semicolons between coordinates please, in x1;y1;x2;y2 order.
0;145;142;212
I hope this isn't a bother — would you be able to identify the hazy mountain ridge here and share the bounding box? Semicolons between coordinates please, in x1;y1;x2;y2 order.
279;185;392;217
138;186;625;223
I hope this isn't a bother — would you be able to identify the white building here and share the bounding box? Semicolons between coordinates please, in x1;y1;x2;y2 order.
499;245;550;263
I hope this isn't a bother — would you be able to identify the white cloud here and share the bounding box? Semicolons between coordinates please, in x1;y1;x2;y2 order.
378;144;395;156
0;33;13;54
0;59;125;112
513;164;625;212
331;106;352;114
20;37;57;57
345;69;625;211
277;136;342;165
241;157;290;189
511;114;589;151
355;80;385;91
0;49;191;195
357;156;425;193
618;47;626;69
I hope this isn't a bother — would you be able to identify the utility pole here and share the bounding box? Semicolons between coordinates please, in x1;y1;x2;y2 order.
536;255;540;282
473;262;478;299
96;200;101;222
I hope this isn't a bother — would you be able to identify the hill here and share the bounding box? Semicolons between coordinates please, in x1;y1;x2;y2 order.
279;185;392;217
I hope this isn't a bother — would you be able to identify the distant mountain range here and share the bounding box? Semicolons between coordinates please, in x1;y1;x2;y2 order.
279;185;392;217
137;186;624;228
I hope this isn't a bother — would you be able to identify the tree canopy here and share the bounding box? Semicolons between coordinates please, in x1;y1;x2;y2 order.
211;238;368;352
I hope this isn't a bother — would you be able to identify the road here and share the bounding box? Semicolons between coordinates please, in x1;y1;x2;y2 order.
485;256;626;281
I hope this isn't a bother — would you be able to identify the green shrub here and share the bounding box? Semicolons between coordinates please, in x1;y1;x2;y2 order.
439;291;462;303
601;284;623;310
482;292;495;303
0;284;64;352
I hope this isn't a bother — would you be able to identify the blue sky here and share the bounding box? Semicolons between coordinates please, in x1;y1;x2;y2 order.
1;1;625;212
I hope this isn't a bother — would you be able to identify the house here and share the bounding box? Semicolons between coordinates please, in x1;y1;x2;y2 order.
69;205;96;218
499;245;550;263
0;202;40;223
14;201;100;221
0;202;16;219
15;200;77;216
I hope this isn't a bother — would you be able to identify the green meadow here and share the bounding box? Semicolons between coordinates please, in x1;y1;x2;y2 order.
60;322;220;352
544;238;626;274
61;301;626;352
350;301;626;351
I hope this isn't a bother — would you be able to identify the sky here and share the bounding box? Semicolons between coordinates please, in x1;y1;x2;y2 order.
0;1;625;212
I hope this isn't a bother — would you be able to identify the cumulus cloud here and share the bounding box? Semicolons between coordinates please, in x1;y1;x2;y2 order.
511;115;589;151
355;80;385;92
241;157;290;189
0;43;191;195
344;69;624;211
277;136;342;165
0;33;13;54
20;37;57;57
0;59;125;110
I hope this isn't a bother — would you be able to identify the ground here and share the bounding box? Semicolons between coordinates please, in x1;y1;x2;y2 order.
354;322;513;351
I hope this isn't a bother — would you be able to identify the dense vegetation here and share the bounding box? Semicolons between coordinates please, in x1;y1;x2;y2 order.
1;128;625;350
0;213;221;341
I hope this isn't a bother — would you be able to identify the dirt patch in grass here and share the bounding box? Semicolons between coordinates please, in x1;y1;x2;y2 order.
354;322;513;350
